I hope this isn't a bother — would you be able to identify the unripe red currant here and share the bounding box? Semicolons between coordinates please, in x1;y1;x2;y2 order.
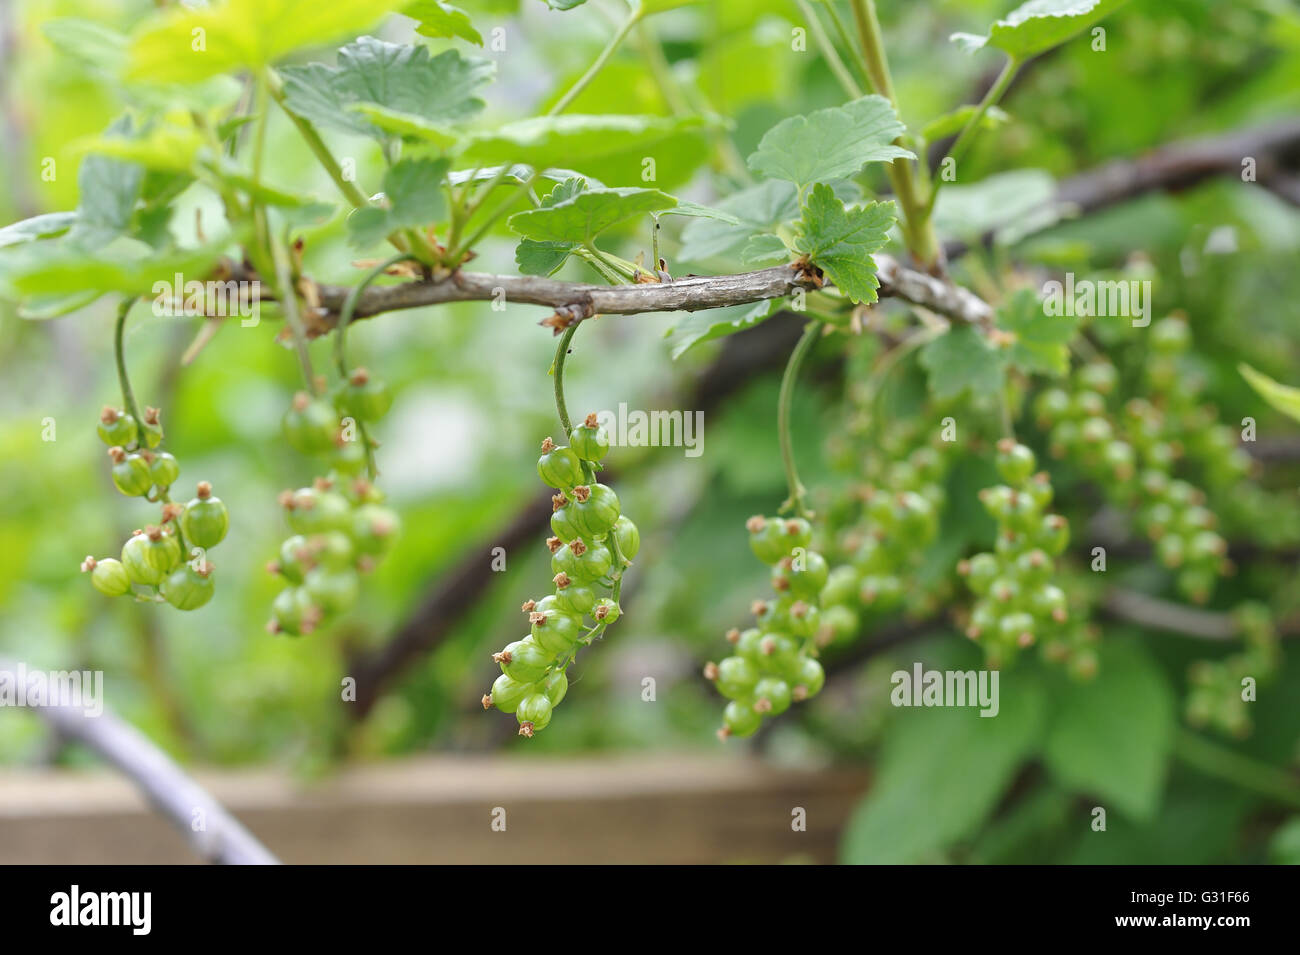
568;412;610;462
351;504;401;555
269;586;323;636
121;526;178;586
83;556;131;597
541;668;569;706
536;437;584;489
516;693;554;736
488;673;532;714
721;699;761;738
98;407;138;448
613;515;640;561
752;677;792;716
283;392;340;455
180;481;229;548
792;657;825;699
713;655;759;700
495;637;552;683
145;451;180;488
591;598;620;623
995;439;1037;486
335;368;393;422
162;560;215;611
570;483;620;538
530;608;584;653
108;446;152;497
304;566;361;615
140;407;164;449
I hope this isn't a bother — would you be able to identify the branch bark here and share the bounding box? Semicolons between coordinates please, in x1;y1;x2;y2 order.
301;256;993;330
1;659;279;864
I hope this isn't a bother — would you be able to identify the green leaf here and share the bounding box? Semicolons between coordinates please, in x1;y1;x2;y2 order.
932;169;1057;244
1041;639;1174;822
636;0;702;14
349;104;460;149
997;286;1077;376
952;0;1130;60
78;126;202;174
405;0;483;45
543;0;588;9
461;114;709;170
17;291;101;321
0;213;78;249
346;157;449;248
280;38;492;142
511;179;590;274
0;237;224;299
127;0;409;83
921;104;1009;143
665;299;786;360
1240;363;1300;423
72;116;144;244
746;95;913;189
919;325;1007;400
740;234;790;266
842;664;1045;863
656;201;741;224
792;185;895;304
43;18;129;74
678;179;798;262
508;187;675;244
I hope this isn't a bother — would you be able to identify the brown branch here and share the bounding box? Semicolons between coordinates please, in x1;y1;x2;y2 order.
298;256;993;331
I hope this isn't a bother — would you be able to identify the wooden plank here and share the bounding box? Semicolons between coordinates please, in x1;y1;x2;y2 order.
0;754;870;864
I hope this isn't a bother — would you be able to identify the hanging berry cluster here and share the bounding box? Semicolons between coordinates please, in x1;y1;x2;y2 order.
82;405;229;610
483;414;637;737
1035;325;1230;604
705;515;828;740
267;379;400;635
958;440;1092;673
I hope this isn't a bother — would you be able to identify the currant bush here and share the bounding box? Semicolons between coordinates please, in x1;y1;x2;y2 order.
483;414;636;737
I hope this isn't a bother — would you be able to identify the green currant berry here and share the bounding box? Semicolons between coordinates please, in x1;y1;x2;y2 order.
145;451;180;488
998;612;1036;648
1026;472;1053;511
283;392;340;455
84;557;131;597
1015;548;1053;586
1080;417;1114;445
551;540;611;582
162;561;215;611
139;407;164;449
330;439;368;476
858;573;902;608
746;515;787;564
966;601;998;640
854;536;889;574
570;484;620;538
1187;530;1226;562
336;368;392;422
108;447;152;497
1028;584;1068;623
309;531;356;571
961;553;1000;596
304;567;360;615
1033;388;1071;426
541;668;569;706
591;598;620;624
1102;440;1136;480
712;656;759;701
550;505;581;542
517;693;554;736
1078;362;1118;395
995;440;1037;485
180;482;229;548
979;485;1014;522
733;627;764;661
488;673;532;714
1037;514;1069;556
351;504;401;555
1151;316;1190;355
722;699;762;738
819;604;859;644
988;576;1021;607
1156;533;1186;568
273;535;311;583
98;407;138;448
792;657;825;699
786;601;820;639
530;608;584;654
820;564;861;607
537;438;584;489
1071;390;1106;419
773;550;828;601
121;527;176;586
269;586;322;636
756;633;800;675
551;576;597;615
752;677;792;716
284;486;351;536
568;413;610;462
496;637;552;684
613;515;640;561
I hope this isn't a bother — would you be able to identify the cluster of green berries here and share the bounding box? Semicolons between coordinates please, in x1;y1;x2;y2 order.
1035;343;1229;603
268;381;399;635
483;414;637;737
819;445;949;646
1186;603;1279;738
958;440;1092;673
705;515;827;740
83;405;228;610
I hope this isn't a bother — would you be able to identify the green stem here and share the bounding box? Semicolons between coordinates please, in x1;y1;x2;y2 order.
1175;729;1300;810
793;0;862;99
927;56;1021;214
113;298;143;425
268;229;317;393
823;0;868;90
552;322;580;435
846;0;940;269
778;321;822;518
450;172;536;262
266;74;368;210
548;8;642;116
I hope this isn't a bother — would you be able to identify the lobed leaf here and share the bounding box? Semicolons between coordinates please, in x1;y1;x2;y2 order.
792;185;895;304
952;0;1130;60
508;187;676;244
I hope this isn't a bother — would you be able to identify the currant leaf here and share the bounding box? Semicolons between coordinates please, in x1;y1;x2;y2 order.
919;325;1007;400
997;287;1078;377
793;185;895;305
508;187;676;244
405;0;483;45
952;0;1131;60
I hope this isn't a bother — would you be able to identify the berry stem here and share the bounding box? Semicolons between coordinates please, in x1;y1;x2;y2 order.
552;322;580;437
113;297;144;428
778;321;822;518
547;6;642;117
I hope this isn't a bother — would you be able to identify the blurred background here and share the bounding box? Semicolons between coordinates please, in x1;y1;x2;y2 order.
2;0;1300;864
